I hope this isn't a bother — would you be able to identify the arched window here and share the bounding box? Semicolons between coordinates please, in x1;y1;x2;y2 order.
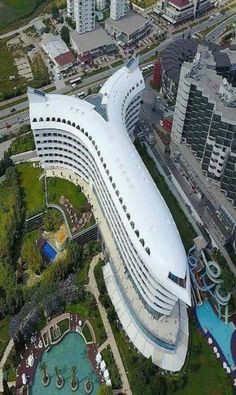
123;205;126;212
101;157;103;163
39;117;43;122
72;122;75;127
95;145;98;150
116;190;119;196
135;230;139;237
106;169;109;175
145;247;150;255
88;136;92;141
103;163;106;169
130;221;135;229
57;118;61;122
140;238;145;247
109;176;112;182
46;117;50;121
98;151;100;156
112;183;116;189
119;197;123;204
85;132;88;136
92;140;95;145
67;120;71;125
81;128;84;133
126;213;130;220
33;118;37;122
62;119;66;123
76;125;80;130
52;117;56;121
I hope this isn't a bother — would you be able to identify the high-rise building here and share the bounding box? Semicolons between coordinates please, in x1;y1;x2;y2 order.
28;58;191;372
172;47;236;205
67;0;95;34
96;0;107;11
110;0;128;20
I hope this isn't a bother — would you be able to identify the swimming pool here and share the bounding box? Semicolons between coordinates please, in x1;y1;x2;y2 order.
42;242;57;261
30;332;100;395
196;300;236;368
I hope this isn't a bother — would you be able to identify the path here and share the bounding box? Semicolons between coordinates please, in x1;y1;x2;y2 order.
87;254;132;395
0;338;14;392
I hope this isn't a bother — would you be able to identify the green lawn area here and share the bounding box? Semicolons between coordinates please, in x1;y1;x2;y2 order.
0;180;16;231
111;59;124;68
0;38;26;100
47;177;87;213
135;141;196;250
82;323;93;343
17;163;45;217
173;319;232;395
66;293;107;347
0;318;10;356
132;0;156;8
57;318;69;336
0;0;48;30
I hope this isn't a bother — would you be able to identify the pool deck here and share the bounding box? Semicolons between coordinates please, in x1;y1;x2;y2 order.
15;313;101;395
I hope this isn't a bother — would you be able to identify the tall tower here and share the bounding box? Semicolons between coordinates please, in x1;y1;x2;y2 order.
67;0;95;34
110;0;128;20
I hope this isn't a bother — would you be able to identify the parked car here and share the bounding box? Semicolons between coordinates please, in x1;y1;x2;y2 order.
10;107;16;113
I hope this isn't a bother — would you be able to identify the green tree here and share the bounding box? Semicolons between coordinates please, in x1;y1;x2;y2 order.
61;26;70;46
51;5;59;19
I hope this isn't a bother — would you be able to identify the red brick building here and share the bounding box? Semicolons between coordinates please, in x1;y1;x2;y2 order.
152;59;162;87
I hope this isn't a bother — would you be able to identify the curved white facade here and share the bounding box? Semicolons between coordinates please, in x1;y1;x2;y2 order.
28;57;191;371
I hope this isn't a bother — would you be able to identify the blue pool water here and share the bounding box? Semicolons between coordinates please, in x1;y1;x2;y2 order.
42;242;57;261
196;300;235;368
30;332;100;395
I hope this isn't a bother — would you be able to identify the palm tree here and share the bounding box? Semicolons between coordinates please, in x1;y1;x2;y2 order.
70;365;78;390
54;366;64;388
40;362;49;386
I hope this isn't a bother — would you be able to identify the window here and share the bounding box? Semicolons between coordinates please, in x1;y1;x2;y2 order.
126;213;130;220
130;221;135;229
116;190;119;196
72;122;75;127
52;117;56;121
119;197;123;204
123;205;126;212
33;118;37;122
135;230;139;237
62;119;66;123
39;117;44;122
67;120;71;125
112;183;116;189
76;125;80;130
145;247;150;255
140;238;145;246
168;271;186;288
57;118;61;122
46;117;50;121
109;176;112;182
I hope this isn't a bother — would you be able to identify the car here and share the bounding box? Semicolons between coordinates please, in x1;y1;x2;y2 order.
209;15;214;20
10;107;16;113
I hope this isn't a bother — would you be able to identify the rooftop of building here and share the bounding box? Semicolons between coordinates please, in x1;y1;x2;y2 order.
106;10;149;36
54;51;76;66
33;20;46;30
182;53;236;122
70;25;114;54
161;38;236;84
41;34;71;59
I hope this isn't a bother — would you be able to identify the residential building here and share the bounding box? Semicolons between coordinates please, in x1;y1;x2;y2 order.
34;20;47;35
28;57;191;372
96;0;107;11
172;46;236;206
110;0;128;20
105;11;152;47
159;38;236;103
70;26;118;63
154;0;213;24
41;34;76;71
67;0;95;34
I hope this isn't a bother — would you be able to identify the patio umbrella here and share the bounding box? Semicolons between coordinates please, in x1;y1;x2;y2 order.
106;379;112;387
96;352;102;364
216;353;220;358
226;367;231;374
28;354;34;367
208;338;213;345
213;346;218;353
234;379;236;386
103;369;109;380
223;362;228;369
100;360;106;372
79;320;82;327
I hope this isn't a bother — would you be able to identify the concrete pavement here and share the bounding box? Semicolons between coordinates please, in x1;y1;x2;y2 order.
0;339;14;392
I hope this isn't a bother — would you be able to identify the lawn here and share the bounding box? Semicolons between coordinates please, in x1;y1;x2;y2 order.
82;323;93;343
0;318;10;356
135;140;196;250
0;0;48;30
173;319;232;395
47;177;87;213
0;180;16;231
17;163;45;217
0;38;26;100
66;293;107;347
9;132;35;155
111;59;124;68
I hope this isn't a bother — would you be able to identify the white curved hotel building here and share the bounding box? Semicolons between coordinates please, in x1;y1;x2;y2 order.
28;57;191;372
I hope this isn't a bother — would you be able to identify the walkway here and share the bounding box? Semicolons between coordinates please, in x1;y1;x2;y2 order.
87;254;132;395
0;338;14;392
